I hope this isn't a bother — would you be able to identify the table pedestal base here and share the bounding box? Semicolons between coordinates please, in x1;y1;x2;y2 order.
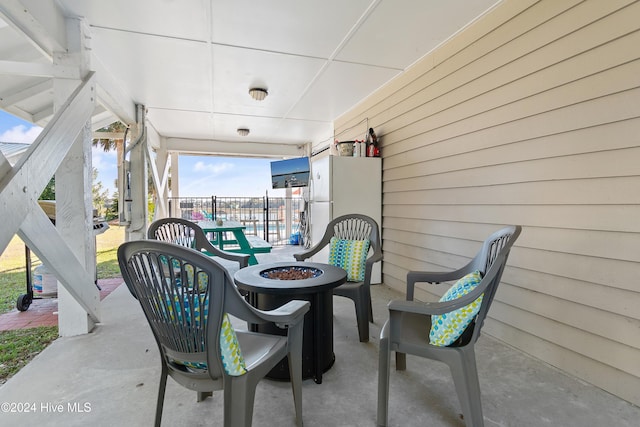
246;290;334;384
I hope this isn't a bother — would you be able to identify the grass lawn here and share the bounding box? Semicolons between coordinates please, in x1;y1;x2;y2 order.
0;225;125;385
0;326;59;385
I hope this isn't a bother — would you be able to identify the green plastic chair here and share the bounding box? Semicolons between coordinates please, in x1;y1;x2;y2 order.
377;226;521;427
294;214;382;342
118;240;309;427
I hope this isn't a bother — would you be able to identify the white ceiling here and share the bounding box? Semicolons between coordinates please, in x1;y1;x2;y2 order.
0;0;499;155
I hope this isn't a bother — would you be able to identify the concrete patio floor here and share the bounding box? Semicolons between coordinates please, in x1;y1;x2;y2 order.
0;246;638;426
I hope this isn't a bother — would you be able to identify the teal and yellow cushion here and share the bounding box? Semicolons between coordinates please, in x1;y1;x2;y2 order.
164;292;246;376
165;261;207;291
219;313;247;376
429;270;484;347
328;237;370;282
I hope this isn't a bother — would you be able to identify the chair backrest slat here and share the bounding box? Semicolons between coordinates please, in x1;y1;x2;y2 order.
150;220;197;249
118;240;227;378
148;218;249;269
330;215;378;244
465;226;521;346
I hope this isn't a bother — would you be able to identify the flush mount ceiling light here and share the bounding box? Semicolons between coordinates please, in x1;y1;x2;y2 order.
248;87;268;101
237;128;250;136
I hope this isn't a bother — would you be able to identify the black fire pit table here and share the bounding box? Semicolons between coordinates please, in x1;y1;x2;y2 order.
234;261;347;384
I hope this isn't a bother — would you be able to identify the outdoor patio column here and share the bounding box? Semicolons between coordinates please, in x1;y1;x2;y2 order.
124;106;148;242
170;151;180;212
285;187;293;242
54;18;99;336
146;126;169;220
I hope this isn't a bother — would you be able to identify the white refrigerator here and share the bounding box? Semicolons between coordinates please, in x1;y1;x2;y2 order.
309;155;382;283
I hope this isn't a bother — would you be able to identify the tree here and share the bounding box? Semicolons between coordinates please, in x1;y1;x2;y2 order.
39;177;55;200
92;121;127;152
105;191;119;221
93;121;126;220
91;120;171;220
92;168;110;216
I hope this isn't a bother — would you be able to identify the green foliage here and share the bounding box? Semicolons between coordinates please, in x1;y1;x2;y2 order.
96;248;121;279
105;192;119;221
92;121;125;218
39;177;55;200
0;326;59;384
0;270;25;314
148;193;156;223
93;167;110;216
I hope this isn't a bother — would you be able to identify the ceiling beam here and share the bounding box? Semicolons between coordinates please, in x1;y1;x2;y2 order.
2;105;34;123
0;3;135;131
165;137;305;158
90;108;120;132
0;79;52;108
0;0;67;58
92;132;125;140
0;59;79;79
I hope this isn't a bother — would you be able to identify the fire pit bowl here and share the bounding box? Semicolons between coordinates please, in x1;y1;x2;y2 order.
260;266;323;280
234;261;346;295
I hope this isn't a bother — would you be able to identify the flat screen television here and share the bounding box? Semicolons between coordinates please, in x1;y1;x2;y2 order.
270;156;310;189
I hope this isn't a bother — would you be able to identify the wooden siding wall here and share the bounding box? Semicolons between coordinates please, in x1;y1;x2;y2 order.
334;0;640;406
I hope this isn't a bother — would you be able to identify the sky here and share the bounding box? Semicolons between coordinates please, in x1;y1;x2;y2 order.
0;110;281;198
178;155;284;197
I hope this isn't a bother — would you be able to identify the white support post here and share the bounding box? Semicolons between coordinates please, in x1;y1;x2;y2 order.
117;135;127;226
285;187;293;243
155;144;170;219
125;111;148;242
170;152;179;216
55;120;98;335
145;130;168;219
160;152;170;216
53;18;99;336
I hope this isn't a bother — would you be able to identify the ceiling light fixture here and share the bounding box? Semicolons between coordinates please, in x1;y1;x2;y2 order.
248;87;268;101
237;128;250;136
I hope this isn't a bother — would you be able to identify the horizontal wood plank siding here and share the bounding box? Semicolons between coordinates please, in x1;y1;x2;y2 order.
334;0;640;406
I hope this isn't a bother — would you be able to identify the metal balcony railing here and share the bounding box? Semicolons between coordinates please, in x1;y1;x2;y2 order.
167;195;308;247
